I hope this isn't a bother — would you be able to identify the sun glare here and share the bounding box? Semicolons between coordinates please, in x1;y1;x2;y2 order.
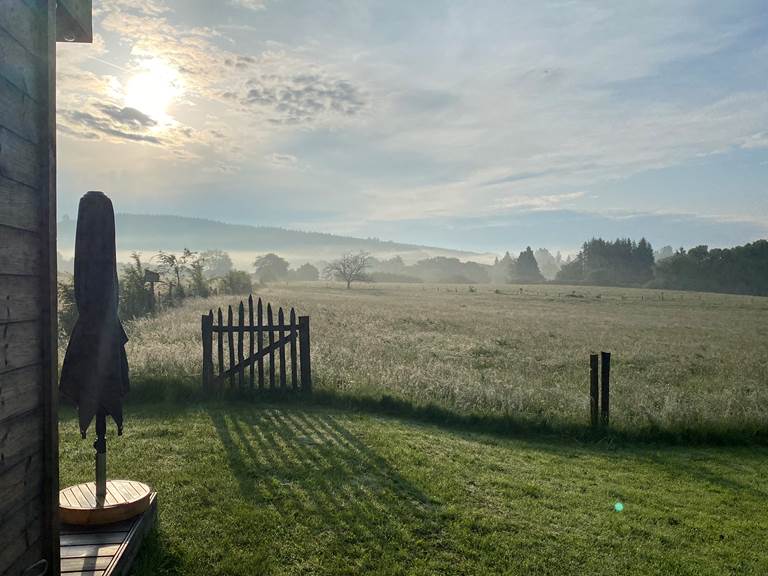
123;59;183;124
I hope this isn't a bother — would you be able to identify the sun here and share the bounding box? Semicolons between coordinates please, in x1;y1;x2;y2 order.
123;58;183;123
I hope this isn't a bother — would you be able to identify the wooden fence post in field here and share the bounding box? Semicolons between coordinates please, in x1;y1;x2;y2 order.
589;354;599;428
202;312;213;392
600;351;611;427
299;315;312;392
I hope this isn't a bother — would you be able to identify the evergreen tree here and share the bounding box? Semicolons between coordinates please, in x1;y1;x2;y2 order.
516;247;545;283
496;251;516;283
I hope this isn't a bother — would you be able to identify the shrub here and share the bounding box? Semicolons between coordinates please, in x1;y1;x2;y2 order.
57;277;78;342
119;253;153;320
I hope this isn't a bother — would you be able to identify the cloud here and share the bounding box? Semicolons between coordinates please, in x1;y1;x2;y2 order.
60;105;163;144
58;101;202;155
229;0;266;11
97;104;157;128
742;132;768;150
240;72;366;124
266;152;299;168
55;0;768;250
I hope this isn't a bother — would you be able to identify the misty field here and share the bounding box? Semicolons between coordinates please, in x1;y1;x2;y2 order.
120;282;768;439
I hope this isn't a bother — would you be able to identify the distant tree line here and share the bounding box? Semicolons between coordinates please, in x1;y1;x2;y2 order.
57;237;767;339
552;238;768;296
653;241;768;295
58;248;321;338
362;247;557;285
556;238;654;286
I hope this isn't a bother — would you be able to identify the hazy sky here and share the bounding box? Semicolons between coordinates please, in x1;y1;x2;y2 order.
57;0;768;253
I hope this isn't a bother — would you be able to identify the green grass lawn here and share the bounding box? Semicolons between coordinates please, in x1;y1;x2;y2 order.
59;402;768;575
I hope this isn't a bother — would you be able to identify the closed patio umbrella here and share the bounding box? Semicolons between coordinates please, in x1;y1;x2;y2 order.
60;191;129;497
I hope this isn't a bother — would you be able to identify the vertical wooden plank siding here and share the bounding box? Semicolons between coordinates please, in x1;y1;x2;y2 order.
299;316;312;392
248;295;254;389
257;298;264;389
41;3;60;570
290;308;297;390
227;306;235;389
237;301;245;389
0;2;60;574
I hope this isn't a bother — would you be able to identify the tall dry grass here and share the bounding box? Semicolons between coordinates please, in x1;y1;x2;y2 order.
114;282;768;437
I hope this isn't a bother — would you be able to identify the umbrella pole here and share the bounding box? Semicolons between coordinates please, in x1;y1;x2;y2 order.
94;410;107;500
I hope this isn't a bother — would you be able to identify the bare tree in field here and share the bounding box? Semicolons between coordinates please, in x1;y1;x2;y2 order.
324;252;371;289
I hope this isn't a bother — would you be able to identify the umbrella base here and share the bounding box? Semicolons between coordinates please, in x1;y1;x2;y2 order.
59;480;152;526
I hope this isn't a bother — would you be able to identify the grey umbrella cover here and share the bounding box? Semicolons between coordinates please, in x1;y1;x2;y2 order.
60;191;130;438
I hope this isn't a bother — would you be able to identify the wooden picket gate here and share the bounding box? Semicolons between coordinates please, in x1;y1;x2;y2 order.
201;295;311;393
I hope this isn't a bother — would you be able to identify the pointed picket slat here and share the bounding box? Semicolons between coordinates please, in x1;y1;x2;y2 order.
238;301;245;389
227;305;235;388
267;304;276;389
248;295;255;389
290;308;298;390
278;308;287;388
217;308;224;389
257;298;264;389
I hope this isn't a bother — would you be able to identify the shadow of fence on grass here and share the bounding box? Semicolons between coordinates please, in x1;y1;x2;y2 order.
208;407;449;570
120;370;768;446
301;390;768;447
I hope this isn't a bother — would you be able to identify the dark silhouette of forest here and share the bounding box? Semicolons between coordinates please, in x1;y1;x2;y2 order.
652;241;768;295
556;238;768;296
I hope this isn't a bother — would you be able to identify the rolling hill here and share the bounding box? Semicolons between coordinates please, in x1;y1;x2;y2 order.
57;213;492;269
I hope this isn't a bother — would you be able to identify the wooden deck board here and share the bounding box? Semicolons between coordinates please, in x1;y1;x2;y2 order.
60;492;157;576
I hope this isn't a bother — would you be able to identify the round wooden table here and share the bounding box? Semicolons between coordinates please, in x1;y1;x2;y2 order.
59;480;152;526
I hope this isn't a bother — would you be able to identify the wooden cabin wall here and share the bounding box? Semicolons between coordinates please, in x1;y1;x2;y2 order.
0;1;59;575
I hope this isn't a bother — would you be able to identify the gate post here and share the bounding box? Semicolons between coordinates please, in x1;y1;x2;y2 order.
299;316;312;392
201;312;213;393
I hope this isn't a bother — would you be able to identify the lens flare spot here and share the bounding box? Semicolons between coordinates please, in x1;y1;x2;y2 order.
614;502;624;512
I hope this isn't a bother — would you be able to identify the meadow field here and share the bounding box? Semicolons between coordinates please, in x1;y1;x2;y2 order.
57;282;768;574
119;282;768;439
